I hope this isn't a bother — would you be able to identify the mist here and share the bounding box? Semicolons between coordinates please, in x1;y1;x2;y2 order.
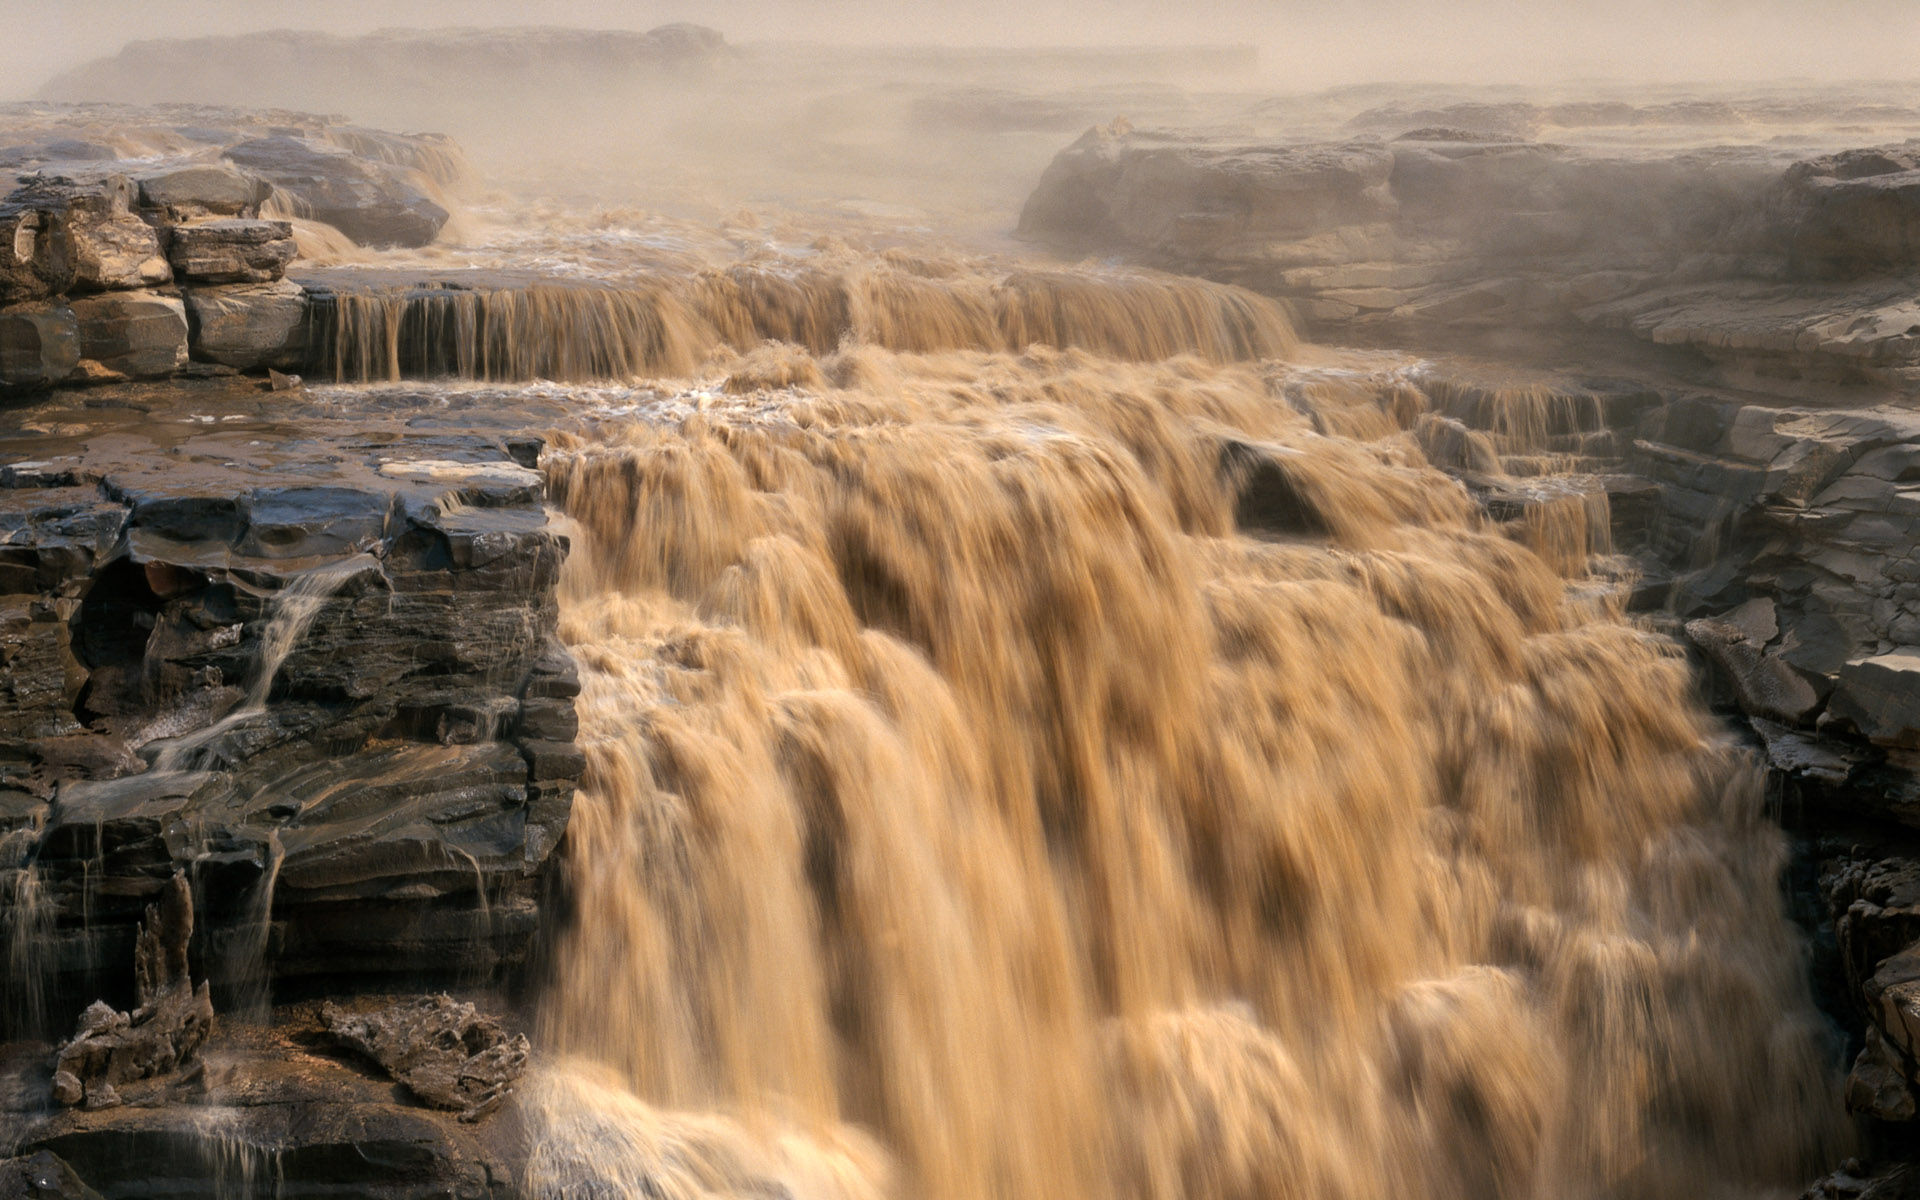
5;0;1918;99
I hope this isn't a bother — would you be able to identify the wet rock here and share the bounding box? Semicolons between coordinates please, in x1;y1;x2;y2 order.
68;290;187;378
322;995;529;1121
1847;1026;1918;1121
1219;440;1332;538
1802;1161;1920;1200
167;218;296;284
1685;606;1821;724
223;136;447;249
134;162;271;219
183;278;307;369
0;1151;103;1200
0;388;581;1011
0;301;79;389
4;1013;530;1199
1831;653;1920;749
51;872;214;1109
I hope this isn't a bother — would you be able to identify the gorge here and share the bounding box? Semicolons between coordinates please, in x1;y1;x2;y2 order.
4;10;1920;1200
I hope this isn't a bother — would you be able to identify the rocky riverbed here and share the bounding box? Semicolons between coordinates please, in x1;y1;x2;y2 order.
6;35;1920;1196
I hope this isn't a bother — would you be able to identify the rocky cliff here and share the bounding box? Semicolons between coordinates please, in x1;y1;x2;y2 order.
0;376;581;1195
1020;123;1920;389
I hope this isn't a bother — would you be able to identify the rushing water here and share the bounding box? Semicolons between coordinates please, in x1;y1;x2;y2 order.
516;312;1848;1199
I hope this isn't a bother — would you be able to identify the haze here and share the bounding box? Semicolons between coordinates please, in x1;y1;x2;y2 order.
6;0;1918;98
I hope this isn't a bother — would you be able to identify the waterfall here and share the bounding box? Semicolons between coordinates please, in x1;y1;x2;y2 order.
524;338;1847;1200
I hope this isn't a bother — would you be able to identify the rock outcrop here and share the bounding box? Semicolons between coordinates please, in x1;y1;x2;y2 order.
0;103;471;390
50;871;214;1110
4;998;530;1199
322;995;529;1121
0;379;581;1036
1019;123;1920;387
223;137;446;250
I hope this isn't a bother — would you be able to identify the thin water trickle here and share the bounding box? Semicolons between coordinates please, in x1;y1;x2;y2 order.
150;556;378;774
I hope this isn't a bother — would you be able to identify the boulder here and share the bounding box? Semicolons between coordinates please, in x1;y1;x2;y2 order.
223;136;447;249
166;218;296;284
1847;1026;1918;1122
69;290;187;378
0;174;169;301
68;210;169;293
1779;142;1920;278
0;301;79;388
134;162;271;219
183;278;308;369
1830;652;1920;748
321;995;529;1121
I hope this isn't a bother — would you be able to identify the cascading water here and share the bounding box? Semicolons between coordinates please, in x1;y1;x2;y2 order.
522;334;1849;1200
300;255;1298;384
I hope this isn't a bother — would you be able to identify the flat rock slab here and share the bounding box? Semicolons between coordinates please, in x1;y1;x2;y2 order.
1832;652;1920;748
168;219;296;285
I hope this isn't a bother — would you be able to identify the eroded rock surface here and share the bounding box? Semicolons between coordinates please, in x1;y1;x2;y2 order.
0;103;472;390
4;1001;529;1199
323;995;529;1121
0;379;581;1037
51;872;214;1110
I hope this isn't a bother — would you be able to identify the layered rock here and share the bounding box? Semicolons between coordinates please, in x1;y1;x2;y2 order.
1018;122;1920;387
0;380;581;1036
166;219;296;284
0;104;474;390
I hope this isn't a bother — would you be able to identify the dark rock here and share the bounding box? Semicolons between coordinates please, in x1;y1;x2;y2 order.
223;136;447;249
68;290;188;378
183;278;307;369
167;218;296;284
0;384;584;1014
322;995;528;1120
1801;1161;1920;1200
51;872;214;1109
0;301;79;389
1219;440;1331;538
0;1151;103;1200
1847;1026;1917;1121
1831;653;1920;749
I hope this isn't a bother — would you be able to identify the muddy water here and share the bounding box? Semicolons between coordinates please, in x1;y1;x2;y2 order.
526;335;1847;1200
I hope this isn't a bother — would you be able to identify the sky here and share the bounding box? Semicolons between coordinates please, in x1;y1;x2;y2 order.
2;0;1916;98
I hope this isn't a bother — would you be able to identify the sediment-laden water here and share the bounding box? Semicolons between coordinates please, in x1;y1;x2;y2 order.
519;320;1848;1199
